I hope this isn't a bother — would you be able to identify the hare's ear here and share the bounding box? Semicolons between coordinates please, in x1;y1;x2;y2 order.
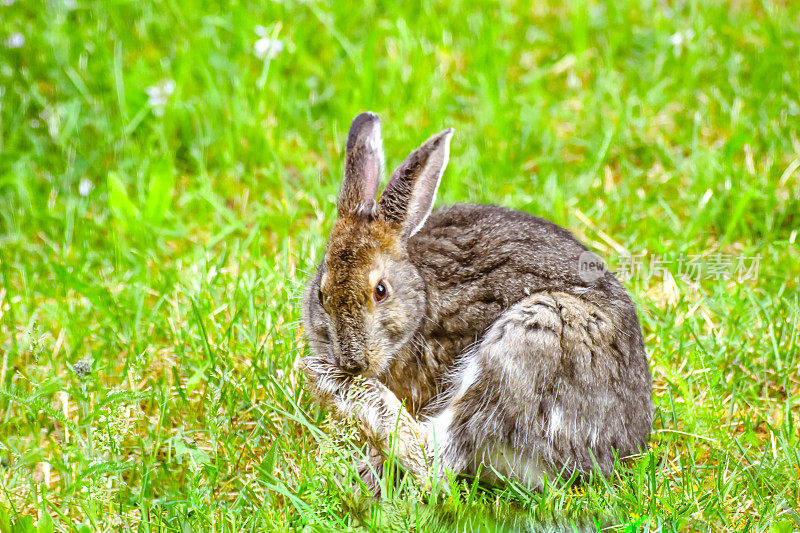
338;112;384;217
378;128;454;238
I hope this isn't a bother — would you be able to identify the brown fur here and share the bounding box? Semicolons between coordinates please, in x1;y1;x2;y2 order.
300;113;652;494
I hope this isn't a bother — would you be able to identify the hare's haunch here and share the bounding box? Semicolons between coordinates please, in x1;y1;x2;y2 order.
301;112;652;494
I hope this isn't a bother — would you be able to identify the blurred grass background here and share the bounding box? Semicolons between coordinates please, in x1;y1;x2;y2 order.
1;0;799;531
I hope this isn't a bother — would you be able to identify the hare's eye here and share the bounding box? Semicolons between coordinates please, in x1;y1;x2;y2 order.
374;281;388;303
318;289;325;306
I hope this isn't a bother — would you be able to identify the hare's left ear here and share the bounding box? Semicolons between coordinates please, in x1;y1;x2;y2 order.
338;112;384;217
378;128;454;238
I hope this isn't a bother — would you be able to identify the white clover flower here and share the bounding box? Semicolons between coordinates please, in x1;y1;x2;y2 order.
567;72;581;90
254;37;283;60
5;33;24;49
670;29;695;56
145;79;175;116
79;177;94;197
40;108;60;139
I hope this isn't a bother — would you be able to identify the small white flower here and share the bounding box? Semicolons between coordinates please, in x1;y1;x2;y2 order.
670;29;695;56
566;72;580;90
145;79;175;116
5;33;24;49
254;37;283;60
79;178;94;197
39;108;60;139
1;0;18;6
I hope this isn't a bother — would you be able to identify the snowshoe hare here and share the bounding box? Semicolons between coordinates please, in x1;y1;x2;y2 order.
300;112;652;494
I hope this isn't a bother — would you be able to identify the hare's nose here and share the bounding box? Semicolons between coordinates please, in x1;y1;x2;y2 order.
339;357;363;374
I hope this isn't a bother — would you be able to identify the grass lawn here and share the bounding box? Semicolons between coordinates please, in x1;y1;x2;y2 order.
1;0;799;530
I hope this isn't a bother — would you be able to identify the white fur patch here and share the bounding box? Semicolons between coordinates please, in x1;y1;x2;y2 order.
365;120;382;151
426;408;453;452
366;118;385;185
475;442;549;489
589;425;599;448
547;406;563;439
454;357;480;401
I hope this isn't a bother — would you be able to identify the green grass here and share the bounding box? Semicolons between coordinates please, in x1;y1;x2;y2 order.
1;0;799;530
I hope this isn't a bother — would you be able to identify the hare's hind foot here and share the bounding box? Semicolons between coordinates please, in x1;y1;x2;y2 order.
355;445;384;497
422;291;652;487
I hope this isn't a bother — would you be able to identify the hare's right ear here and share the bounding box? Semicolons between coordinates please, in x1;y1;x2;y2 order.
378;128;453;238
337;112;384;218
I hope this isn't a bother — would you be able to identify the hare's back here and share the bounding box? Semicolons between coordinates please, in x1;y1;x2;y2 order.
410;203;614;294
407;204;642;357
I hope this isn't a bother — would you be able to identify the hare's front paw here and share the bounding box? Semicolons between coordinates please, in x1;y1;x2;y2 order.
297;355;352;402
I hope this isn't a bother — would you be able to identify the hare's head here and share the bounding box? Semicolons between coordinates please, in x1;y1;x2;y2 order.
303;112;453;377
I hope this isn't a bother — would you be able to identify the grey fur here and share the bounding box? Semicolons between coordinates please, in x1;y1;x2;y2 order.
300;113;653;494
